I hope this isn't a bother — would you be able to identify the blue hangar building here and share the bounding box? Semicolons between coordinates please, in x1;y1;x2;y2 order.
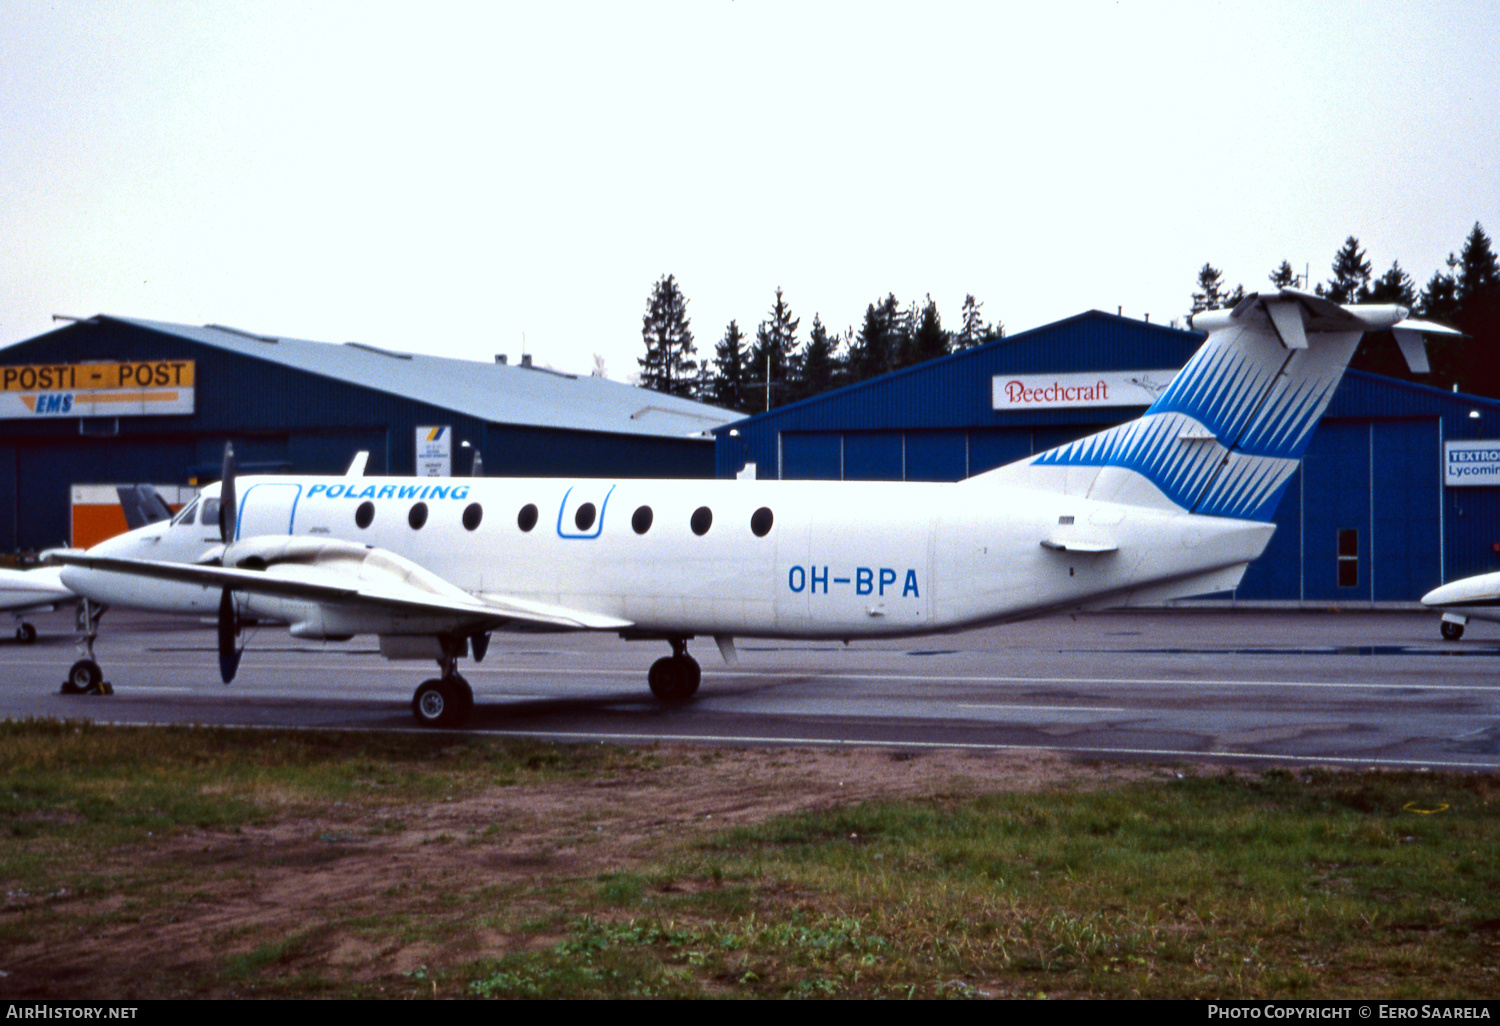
0;315;733;552
714;310;1500;606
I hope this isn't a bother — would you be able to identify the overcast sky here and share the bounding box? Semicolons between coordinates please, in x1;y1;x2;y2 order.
3;1;1496;382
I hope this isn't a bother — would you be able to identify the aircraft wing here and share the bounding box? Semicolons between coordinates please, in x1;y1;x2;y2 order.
0;566;75;614
53;550;632;632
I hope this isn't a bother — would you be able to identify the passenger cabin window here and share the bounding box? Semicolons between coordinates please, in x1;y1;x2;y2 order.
632;505;653;534
517;504;539;532
355;501;375;529
462;503;483;531
409;502;429;530
575;502;597;532
751;507;773;537
691;506;713;536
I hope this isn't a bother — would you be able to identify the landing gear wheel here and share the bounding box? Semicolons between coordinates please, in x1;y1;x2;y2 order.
1441;620;1465;641
648;655;700;703
449;673;474;722
62;659;103;695
15;623;36;644
412;676;472;728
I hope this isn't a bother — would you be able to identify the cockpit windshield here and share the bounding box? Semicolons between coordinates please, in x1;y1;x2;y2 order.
171;498;199;526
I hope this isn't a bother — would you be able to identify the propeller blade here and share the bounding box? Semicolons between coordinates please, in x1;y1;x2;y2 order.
219;442;237;543
217;587;242;683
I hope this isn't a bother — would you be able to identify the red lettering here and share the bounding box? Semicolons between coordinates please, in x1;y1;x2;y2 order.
1001;377;1115;407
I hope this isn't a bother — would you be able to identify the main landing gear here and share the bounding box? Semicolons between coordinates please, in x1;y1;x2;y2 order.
410;636;474;728
405;635;704;728
648;637;700;704
13;619;36;644
61;600;113;696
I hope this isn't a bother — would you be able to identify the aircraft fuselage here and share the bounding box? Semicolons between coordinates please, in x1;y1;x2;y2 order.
74;474;1275;641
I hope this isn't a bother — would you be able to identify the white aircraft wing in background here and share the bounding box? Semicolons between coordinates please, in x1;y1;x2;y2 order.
0;566;74;643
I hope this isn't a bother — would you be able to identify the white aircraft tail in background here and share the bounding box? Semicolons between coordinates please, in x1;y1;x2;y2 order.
55;290;1460;726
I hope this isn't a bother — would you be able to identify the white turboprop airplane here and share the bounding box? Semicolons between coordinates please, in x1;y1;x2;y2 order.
1;485;174;644
1420;573;1500;640
0;565;74;643
54;290;1458;726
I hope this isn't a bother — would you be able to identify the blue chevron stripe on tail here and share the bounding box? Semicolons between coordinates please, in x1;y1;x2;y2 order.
970;290;1451;521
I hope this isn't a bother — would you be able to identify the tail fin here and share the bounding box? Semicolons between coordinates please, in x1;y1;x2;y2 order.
972;289;1458;520
116;485;174;530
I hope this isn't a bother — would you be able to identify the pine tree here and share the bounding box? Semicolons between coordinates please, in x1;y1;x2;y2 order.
1368;261;1417;307
954;294;1001;349
1456;222;1500;304
637;274;698;398
1269;261;1298;289
1324;236;1373;304
787;315;841;404
748;287;800;411
709;320;750;412
1419;258;1459;323
1191;263;1228;313
1455;223;1500;398
847;294;906;384
906;294;950;366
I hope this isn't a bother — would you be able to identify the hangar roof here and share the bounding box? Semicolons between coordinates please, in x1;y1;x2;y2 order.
713;309;1206;436
104;316;734;440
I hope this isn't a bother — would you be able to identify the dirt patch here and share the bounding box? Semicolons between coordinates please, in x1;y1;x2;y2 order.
0;745;1170;998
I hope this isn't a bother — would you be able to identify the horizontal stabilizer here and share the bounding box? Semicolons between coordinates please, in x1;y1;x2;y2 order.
1392;318;1463;375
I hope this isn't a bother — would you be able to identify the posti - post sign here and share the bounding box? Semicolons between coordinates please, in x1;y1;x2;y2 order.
1;361;195;419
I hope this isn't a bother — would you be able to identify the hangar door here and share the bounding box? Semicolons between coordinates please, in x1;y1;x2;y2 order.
1238;418;1441;603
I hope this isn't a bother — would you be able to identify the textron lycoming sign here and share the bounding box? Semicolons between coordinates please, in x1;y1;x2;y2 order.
1445;440;1500;487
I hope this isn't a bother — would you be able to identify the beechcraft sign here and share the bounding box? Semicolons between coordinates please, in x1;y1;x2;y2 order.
991;369;1179;411
1;361;195;419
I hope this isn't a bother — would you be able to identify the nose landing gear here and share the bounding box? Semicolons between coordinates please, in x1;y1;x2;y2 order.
62;600;113;695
